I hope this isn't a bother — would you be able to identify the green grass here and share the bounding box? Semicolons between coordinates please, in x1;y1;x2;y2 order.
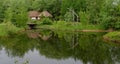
104;31;120;41
0;22;21;36
0;24;8;36
39;21;103;31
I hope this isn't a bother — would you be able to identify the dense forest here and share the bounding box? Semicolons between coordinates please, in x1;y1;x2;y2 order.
0;0;120;29
0;0;120;64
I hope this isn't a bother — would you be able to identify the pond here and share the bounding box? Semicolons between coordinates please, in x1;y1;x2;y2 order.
0;29;120;64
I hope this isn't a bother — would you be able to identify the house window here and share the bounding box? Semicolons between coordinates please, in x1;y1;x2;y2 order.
31;17;36;20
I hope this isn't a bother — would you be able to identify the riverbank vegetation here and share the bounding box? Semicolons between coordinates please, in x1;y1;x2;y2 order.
39;21;102;31
0;0;119;38
104;31;120;42
0;22;21;36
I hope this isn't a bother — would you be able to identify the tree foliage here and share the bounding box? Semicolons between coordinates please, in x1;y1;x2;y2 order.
0;0;119;29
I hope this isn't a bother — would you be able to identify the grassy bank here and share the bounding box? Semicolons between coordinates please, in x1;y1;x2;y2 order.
39;21;103;31
0;22;21;36
103;31;120;42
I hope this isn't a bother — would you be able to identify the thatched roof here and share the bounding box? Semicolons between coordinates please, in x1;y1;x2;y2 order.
28;11;40;17
39;11;52;17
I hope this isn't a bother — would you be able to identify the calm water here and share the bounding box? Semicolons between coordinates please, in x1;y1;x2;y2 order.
0;29;120;64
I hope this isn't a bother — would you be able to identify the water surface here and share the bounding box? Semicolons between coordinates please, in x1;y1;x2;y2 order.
0;30;120;64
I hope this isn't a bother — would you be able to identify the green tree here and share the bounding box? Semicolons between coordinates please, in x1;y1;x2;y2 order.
0;0;5;23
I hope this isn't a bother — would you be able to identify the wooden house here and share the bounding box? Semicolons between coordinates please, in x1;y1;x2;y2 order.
28;11;40;20
28;10;52;20
39;11;53;18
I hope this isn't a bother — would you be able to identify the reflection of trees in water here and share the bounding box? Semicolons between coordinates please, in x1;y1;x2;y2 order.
36;33;72;59
0;31;120;64
73;33;113;64
38;29;53;41
37;32;120;64
110;46;120;63
0;34;38;57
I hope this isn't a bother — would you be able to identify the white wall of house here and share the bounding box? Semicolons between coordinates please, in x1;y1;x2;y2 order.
31;17;37;20
38;17;40;20
31;17;40;20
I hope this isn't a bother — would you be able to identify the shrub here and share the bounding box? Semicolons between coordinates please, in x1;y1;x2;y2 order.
0;22;21;36
79;11;89;24
103;5;120;30
40;18;52;25
64;11;73;22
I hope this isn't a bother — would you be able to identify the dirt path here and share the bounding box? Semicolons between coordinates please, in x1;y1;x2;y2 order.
76;30;113;32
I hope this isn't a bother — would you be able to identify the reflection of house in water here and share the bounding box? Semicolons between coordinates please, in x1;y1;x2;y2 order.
26;30;53;41
38;34;52;41
39;30;53;41
26;30;40;39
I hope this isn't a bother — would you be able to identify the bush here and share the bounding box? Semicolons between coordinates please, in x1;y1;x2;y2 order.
102;16;120;30
79;11;89;24
0;22;21;36
103;6;120;30
40;18;52;25
0;24;8;36
64;11;73;22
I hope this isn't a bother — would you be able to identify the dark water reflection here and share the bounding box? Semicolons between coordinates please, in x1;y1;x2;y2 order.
0;29;120;64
